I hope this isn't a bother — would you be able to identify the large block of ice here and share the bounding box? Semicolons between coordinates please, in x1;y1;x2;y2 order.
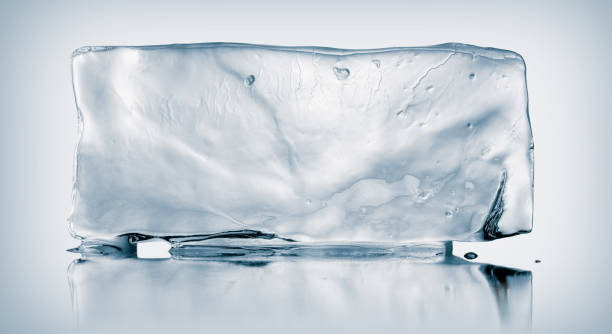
69;43;533;244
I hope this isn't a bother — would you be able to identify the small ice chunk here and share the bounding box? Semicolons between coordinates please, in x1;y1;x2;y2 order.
69;43;533;244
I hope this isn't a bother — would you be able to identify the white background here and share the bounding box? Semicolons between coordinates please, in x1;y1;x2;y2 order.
1;0;611;332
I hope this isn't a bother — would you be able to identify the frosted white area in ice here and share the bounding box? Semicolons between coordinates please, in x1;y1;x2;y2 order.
70;43;533;243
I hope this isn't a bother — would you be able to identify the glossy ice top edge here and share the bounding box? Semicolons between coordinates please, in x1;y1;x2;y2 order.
68;42;533;246
71;42;525;63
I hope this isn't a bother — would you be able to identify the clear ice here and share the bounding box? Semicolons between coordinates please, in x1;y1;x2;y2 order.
70;43;533;246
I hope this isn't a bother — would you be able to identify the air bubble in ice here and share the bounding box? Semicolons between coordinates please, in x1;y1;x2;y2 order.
333;66;350;80
244;74;255;86
464;252;478;260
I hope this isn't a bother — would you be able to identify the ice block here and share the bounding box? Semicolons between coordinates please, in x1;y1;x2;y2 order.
69;43;533;246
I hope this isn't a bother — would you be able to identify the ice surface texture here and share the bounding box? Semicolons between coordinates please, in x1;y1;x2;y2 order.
70;43;533;244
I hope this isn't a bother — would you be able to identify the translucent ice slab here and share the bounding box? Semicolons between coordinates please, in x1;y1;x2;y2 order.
70;43;533;246
67;256;532;333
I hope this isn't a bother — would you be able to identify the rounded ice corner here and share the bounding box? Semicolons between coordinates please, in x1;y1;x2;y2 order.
66;216;83;241
71;46;92;58
71;45;114;59
507;51;527;68
481;226;532;242
502;51;527;74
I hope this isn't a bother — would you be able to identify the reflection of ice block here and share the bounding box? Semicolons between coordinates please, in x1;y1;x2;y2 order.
70;43;533;244
67;256;532;333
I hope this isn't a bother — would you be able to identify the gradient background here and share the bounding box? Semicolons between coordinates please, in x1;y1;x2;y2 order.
1;0;610;332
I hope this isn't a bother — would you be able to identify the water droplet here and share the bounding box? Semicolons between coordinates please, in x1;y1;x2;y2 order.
445;211;453;217
464;182;474;191
244;74;255;86
426;85;434;92
333;66;350;80
464;252;478;260
360;207;367;214
535;259;541;263
481;147;490;156
305;199;312;206
372;59;381;68
467;123;473;129
469;73;475;80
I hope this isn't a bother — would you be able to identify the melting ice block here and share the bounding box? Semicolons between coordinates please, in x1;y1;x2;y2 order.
70;43;533;245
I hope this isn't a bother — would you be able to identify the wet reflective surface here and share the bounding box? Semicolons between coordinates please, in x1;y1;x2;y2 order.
68;250;531;333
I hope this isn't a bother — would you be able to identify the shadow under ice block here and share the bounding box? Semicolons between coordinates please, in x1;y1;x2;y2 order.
69;43;533;246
